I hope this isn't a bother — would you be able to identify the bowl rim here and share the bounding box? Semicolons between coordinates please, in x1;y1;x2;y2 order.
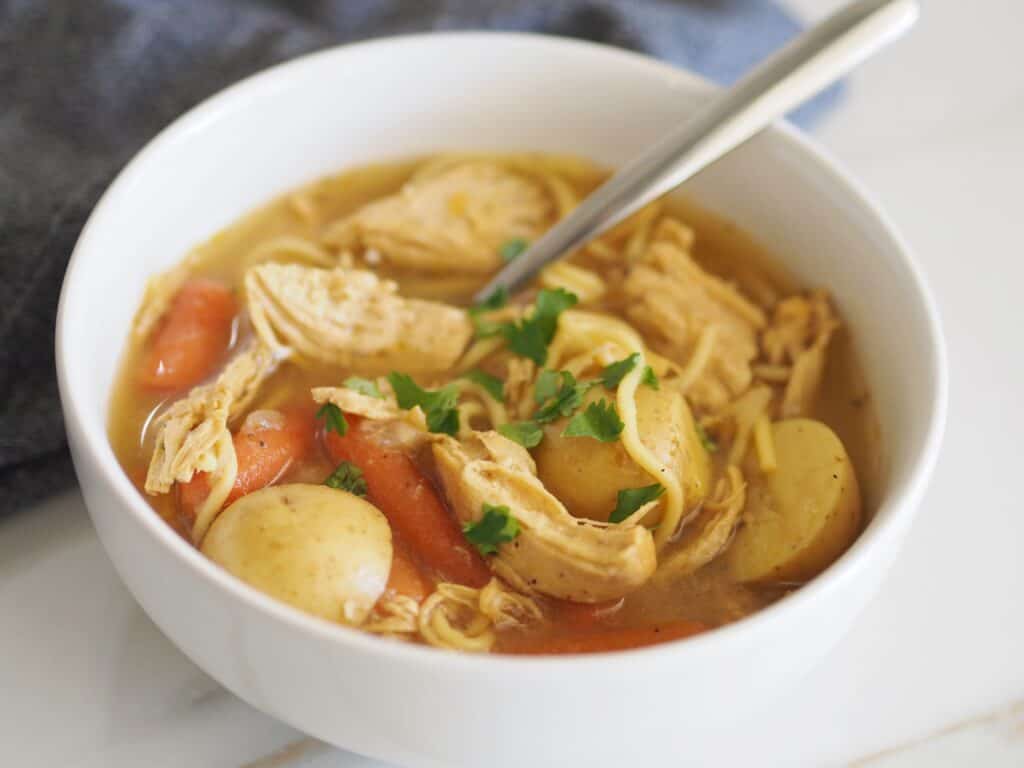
55;31;948;671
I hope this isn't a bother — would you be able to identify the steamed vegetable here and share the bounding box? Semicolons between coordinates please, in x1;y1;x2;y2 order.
386;545;432;602
178;407;314;524
534;386;710;523
138;279;237;390
201;484;392;625
726;419;861;583
324;415;492;587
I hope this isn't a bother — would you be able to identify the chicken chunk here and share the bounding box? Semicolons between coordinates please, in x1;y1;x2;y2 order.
145;341;278;495
245;263;472;374
432;432;656;603
323;161;555;274
624;218;766;412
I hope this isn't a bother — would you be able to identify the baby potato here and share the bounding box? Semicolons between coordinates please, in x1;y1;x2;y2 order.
201;483;392;625
726;419;861;584
535;385;711;522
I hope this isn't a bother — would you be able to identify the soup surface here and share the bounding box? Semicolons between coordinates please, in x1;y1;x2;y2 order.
110;154;880;654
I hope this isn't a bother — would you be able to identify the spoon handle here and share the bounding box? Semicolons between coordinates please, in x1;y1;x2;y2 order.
475;0;919;301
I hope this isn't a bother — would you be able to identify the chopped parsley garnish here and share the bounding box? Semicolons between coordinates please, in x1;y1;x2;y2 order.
600;353;640;389
462;503;520;556
474;285;509;313
467;286;510;338
609;483;665;524
695;421;718;453
315;402;348;436
387;372;460;435
501;287;577;365
599;354;660;391
344;376;383;399
499;238;529;263
463;369;505;403
533;369;592;424
502;318;547;364
498;420;544;448
324;461;368;497
641;365;660;390
533;368;563;404
562;399;624;442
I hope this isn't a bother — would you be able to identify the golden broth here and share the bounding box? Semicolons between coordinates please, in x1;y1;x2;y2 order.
109;155;881;650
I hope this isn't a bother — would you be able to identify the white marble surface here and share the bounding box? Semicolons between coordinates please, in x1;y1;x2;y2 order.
4;0;1023;765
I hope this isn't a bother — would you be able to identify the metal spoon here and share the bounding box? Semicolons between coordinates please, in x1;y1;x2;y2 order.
475;0;918;301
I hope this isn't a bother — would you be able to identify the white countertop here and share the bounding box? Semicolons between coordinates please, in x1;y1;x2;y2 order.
4;1;1022;765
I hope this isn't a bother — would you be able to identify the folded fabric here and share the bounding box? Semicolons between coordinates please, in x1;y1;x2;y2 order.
0;0;841;516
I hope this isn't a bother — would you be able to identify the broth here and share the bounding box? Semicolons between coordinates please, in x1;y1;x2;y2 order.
109;155;880;653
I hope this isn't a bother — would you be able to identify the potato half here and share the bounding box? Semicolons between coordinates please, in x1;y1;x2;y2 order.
534;385;710;523
201;483;392;625
726;419;861;583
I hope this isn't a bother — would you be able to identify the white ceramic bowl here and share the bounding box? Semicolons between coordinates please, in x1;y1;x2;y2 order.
56;34;946;768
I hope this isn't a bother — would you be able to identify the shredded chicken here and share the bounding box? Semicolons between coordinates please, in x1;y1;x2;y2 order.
144;342;278;495
655;466;747;579
323;161;555;274
245;263;472;373
311;385;405;423
131;261;192;341
625;218;766;412
363;594;421;637
503;357;538;421
761;290;839;417
433;431;656;603
703;385;775;469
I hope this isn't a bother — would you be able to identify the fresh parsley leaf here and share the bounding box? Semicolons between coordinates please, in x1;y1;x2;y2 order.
502;318;548;365
641;365;660;390
387;372;460;435
468;286;510;339
324;461;368;497
600;353;640;389
428;406;460;436
499;238;529;263
473;285;509;313
609;483;665;524
315;402;348;436
695;421;718;453
498;420;544;448
463;370;505;402
471;315;506;339
462;503;520;555
344;376;383;399
501;288;577;365
533;370;592;424
532;287;578;341
533;369;563;404
562;399;624;442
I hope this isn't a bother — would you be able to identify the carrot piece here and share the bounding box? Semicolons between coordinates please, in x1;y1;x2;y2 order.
386;544;433;602
512;620;709;655
138;279;237;391
229;408;315;503
324;417;492;588
178;407;314;528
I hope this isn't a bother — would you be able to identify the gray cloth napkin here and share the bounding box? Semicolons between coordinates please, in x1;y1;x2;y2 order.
0;0;841;515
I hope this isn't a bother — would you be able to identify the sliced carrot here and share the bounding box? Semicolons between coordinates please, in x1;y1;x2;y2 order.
178;407;315;528
386;544;433;602
138;279;237;391
511;620;709;655
324;417;491;588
